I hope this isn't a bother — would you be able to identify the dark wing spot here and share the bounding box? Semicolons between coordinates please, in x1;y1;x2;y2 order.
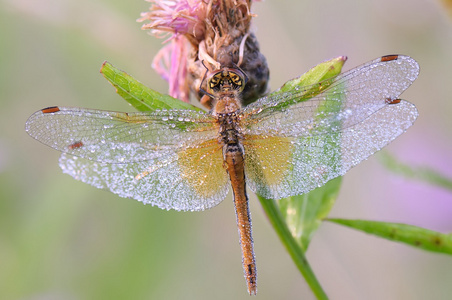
386;98;401;105
381;55;399;62
68;141;84;150
42;106;60;114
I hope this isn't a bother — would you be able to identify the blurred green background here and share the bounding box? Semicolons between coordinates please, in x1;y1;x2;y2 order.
1;0;452;299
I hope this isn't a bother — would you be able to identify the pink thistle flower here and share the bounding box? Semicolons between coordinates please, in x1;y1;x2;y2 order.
139;0;268;107
138;0;209;103
138;0;208;44
152;36;190;102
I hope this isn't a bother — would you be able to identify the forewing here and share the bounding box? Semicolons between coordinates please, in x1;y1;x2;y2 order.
26;106;229;210
59;138;229;211
241;55;419;137
242;55;419;199
25;106;217;163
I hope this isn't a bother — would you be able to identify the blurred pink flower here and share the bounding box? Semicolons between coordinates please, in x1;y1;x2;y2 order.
138;0;210;102
151;36;190;103
139;0;208;43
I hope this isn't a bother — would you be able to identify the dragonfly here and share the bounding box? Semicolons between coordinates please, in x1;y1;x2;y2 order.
25;54;419;295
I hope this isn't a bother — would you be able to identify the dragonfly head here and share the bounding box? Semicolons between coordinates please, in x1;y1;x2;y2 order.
207;68;247;95
199;61;249;110
203;68;247;114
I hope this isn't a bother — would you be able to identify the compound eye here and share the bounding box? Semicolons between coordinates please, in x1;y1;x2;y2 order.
228;71;245;92
207;72;223;93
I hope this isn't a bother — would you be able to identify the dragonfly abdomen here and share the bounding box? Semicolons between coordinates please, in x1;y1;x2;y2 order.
224;142;257;295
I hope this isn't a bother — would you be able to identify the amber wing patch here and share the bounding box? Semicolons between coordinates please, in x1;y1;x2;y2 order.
243;135;294;196
177;139;228;199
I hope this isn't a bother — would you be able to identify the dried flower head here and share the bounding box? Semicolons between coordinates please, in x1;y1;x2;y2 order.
139;0;269;107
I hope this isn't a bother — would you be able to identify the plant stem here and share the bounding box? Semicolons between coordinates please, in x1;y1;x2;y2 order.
258;195;328;300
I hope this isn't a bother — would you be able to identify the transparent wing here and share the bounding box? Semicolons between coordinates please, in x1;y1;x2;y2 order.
241;55;419;199
25;107;218;163
59;138;229;211
241;55;419;137
26;106;229;211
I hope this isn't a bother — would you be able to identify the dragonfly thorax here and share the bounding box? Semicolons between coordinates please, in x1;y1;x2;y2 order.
213;93;242;114
217;112;243;148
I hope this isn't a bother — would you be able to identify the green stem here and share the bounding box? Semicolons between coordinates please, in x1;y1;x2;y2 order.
257;195;328;300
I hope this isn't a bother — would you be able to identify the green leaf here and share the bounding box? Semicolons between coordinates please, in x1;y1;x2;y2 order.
272;56;347;95
277;177;342;251
266;56;347;114
378;152;452;191
100;61;202;112
257;57;347;299
269;56;346;251
327;219;452;255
